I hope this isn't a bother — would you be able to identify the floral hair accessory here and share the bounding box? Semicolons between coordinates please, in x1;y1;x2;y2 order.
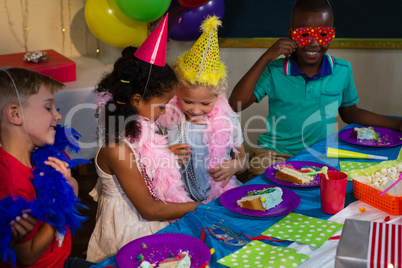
93;91;113;110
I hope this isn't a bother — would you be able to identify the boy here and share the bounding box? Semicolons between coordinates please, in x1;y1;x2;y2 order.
229;0;402;178
0;68;92;267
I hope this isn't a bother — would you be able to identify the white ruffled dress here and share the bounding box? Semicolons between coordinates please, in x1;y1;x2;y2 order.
86;140;169;263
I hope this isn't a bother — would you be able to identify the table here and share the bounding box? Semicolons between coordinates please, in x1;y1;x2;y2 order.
92;124;402;267
56;56;111;160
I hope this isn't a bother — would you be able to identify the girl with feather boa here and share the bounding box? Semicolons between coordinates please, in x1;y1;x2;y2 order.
158;16;247;203
86;45;200;262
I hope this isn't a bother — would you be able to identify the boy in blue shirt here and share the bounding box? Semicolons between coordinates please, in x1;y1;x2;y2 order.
229;0;402;178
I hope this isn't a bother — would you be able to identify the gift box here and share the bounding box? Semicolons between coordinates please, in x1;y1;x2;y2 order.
0;49;76;82
335;219;401;268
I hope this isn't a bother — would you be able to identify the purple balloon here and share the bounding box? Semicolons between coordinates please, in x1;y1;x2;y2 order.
168;0;225;41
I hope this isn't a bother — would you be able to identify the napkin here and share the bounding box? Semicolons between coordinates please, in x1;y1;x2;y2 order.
217;240;309;268
340;161;376;179
262;213;343;248
347;147;402;178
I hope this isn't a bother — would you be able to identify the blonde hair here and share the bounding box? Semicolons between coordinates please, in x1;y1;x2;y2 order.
173;61;228;95
0;68;64;126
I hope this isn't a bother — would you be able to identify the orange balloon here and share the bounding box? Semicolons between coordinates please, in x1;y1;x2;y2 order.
85;0;148;47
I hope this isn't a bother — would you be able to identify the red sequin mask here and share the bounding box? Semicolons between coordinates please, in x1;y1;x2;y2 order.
291;27;335;46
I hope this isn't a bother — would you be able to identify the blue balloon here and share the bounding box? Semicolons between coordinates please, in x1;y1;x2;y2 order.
168;0;225;41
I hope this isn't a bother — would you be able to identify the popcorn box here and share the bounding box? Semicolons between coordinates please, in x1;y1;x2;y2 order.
0;49;76;82
335;219;401;268
353;179;402;215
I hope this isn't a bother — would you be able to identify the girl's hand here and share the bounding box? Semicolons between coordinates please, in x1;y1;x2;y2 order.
44;157;72;179
10;210;37;242
43;157;79;196
169;144;191;165
208;159;239;187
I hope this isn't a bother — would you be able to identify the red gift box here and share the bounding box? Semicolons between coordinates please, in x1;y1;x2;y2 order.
0;49;76;82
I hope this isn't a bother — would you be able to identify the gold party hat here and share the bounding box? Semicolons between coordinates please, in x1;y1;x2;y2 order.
177;15;226;87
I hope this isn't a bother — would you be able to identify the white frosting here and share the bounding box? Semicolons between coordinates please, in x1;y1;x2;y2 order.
176;251;191;268
138;261;154;268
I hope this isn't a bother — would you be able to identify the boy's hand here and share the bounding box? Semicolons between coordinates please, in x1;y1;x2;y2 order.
43;157;78;196
169;144;191;165
265;38;297;61
208;159;239;187
10;210;37;242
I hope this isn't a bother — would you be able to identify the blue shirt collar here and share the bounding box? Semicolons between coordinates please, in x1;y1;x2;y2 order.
284;53;334;80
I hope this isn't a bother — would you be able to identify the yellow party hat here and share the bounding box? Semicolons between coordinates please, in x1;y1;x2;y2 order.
177;15;226;87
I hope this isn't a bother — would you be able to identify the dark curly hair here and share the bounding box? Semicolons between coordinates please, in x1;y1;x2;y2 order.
95;46;178;144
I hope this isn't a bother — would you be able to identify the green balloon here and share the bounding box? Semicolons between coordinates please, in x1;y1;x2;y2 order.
115;0;171;22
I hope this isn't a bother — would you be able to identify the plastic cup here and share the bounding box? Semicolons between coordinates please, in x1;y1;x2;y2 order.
319;170;348;214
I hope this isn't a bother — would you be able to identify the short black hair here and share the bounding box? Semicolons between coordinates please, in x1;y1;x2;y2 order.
291;0;333;25
292;0;332;13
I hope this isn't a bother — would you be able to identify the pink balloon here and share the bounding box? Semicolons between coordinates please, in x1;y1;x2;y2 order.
178;0;211;8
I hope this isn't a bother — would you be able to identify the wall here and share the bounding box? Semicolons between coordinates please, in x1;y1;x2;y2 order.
1;0;401;153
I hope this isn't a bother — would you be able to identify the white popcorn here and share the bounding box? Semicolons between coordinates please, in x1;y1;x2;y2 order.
374;176;388;186
380;168;388;176
396;164;402;173
374;172;382;179
388;172;398;180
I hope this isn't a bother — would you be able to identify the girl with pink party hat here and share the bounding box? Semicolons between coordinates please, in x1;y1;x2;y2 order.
86;15;200;262
158;16;247;204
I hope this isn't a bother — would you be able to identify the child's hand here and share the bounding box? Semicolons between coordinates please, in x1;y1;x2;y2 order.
44;156;72;179
44;157;79;196
208;159;239;187
10;210;37;242
265;38;297;61
169;144;191;165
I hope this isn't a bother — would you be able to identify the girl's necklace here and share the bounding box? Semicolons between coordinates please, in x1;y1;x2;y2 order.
179;121;207;202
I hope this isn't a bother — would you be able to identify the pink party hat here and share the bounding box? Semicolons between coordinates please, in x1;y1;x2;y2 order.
134;14;168;67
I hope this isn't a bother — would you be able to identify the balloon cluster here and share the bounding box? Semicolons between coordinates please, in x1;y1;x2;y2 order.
84;0;225;47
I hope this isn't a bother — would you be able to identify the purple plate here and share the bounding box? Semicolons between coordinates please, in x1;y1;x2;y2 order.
116;233;210;268
265;161;337;188
338;127;402;147
220;184;300;217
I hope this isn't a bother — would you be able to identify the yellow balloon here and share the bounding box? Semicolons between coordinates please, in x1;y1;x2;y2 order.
85;0;148;47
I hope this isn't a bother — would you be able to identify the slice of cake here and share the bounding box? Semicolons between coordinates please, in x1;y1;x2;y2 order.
354;127;379;140
237;187;283;211
158;251;191;268
275;165;314;185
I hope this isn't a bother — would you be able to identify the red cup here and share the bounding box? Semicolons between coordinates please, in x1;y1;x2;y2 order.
319;170;348;214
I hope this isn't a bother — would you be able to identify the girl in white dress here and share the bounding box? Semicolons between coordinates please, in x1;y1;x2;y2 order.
86;43;200;262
